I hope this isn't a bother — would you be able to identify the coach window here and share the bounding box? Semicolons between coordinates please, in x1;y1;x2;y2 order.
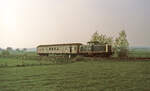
74;47;76;50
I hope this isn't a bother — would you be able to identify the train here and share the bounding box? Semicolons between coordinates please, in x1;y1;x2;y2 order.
37;41;114;57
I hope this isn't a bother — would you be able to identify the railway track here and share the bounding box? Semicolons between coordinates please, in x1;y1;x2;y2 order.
108;57;150;60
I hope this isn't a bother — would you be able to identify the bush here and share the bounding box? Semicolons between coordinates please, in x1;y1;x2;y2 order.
1;50;10;56
72;55;86;61
118;47;128;58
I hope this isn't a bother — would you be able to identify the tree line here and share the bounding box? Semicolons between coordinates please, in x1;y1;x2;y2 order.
0;47;27;56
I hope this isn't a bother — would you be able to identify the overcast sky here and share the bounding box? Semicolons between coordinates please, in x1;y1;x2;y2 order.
0;0;150;48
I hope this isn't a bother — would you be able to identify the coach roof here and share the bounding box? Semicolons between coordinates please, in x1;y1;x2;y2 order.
37;43;82;47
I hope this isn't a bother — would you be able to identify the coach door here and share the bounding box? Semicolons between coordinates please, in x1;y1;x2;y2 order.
70;46;72;53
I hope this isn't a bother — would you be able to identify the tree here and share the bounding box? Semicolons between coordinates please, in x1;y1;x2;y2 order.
114;30;129;57
16;48;20;52
23;48;27;52
91;31;100;42
6;47;13;51
1;50;10;56
90;31;113;45
0;48;2;51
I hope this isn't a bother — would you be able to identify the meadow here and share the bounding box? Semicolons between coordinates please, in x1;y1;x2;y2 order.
128;47;150;57
0;56;150;91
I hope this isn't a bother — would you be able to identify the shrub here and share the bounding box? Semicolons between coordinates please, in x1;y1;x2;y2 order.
118;47;128;58
1;50;10;56
72;55;86;61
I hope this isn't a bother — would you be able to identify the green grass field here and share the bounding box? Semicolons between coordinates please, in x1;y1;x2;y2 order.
128;47;150;57
128;51;150;58
0;57;150;91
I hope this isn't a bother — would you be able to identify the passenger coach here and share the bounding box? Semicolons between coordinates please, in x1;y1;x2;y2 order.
37;43;82;56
